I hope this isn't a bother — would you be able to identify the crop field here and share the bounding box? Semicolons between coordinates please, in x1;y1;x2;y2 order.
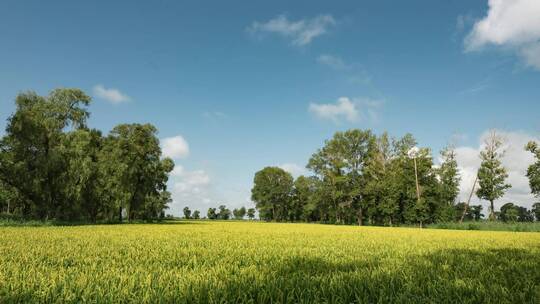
1;221;539;303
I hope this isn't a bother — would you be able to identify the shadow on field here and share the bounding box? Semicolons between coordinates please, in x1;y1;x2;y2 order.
196;248;540;303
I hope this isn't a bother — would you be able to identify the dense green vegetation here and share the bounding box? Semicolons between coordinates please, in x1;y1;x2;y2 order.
1;221;539;303
1;87;540;229
252;129;540;226
0;89;173;222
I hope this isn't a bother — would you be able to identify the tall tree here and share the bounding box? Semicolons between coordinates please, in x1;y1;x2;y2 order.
0;89;91;219
436;145;461;222
363;133;399;225
251;167;293;221
307;129;375;225
476;131;511;220
101;123;174;221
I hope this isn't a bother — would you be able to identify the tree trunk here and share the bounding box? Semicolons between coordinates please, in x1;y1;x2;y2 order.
357;208;363;226
118;206;122;223
489;200;495;220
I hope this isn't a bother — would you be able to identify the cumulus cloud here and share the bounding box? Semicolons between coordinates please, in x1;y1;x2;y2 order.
453;130;538;211
317;54;349;70
168;164;215;216
247;14;336;46
308;97;382;124
161;135;190;159
92;85;131;104
464;0;540;69
279;163;308;178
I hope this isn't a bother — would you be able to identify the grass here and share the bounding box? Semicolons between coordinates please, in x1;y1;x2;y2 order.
1;221;539;303
428;221;540;232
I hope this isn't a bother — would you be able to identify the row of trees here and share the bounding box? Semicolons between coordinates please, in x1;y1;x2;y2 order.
0;89;174;222
251;129;540;226
182;205;256;220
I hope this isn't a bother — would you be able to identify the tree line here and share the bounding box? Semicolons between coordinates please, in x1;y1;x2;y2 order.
0;88;174;222
251;129;540;226
180;205;256;220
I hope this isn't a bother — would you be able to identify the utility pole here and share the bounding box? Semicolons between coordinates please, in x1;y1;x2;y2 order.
408;147;422;228
460;174;478;223
413;157;420;202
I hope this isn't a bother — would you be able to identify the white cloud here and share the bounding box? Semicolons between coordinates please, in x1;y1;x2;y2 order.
161;135;190;159
202;111;228;119
247;14;336;46
464;0;540;69
454;130;539;211
279;163;308;178
92;85;131;104
317;54;349;70
308;97;382;124
169;165;214;216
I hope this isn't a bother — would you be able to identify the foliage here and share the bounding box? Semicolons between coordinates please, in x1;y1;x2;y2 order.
476;131;511;220
0;89;173;222
251;167;293;221
183;207;192;219
1;221;539;302
252;130;474;227
525;141;540;198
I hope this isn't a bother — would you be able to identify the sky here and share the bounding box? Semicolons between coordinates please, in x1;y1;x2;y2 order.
1;0;540;215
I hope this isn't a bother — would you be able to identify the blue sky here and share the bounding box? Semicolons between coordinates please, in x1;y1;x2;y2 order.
1;0;540;214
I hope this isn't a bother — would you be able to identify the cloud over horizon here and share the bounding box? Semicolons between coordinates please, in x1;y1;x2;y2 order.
453;130;538;211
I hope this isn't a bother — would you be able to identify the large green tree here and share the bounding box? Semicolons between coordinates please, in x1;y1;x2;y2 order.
251;167;293;221
307;129;375;225
0;89;90;219
0;88;174;222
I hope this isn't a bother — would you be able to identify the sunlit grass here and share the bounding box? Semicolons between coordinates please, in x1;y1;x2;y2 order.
1;221;539;303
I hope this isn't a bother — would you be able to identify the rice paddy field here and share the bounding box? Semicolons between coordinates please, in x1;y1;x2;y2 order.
1;221;539;303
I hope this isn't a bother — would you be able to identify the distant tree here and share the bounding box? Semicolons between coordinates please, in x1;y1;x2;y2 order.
470;205;484;221
238;206;246;219
232;208;242;219
500;203;516;222
517;206;534;222
251;167;293;221
192;210;200;219
207;208;217;220
532;203;540;221
247;208;256;220
525;141;540;197
232;207;246;220
183;207;191;219
476;131;511;220
217;205;231;220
